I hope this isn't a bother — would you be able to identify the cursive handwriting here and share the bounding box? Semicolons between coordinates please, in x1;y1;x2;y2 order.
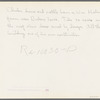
20;45;77;56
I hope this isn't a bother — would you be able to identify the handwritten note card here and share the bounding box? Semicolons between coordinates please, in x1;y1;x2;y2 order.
0;2;100;98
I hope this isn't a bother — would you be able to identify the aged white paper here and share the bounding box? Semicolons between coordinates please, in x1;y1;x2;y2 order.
0;2;100;98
